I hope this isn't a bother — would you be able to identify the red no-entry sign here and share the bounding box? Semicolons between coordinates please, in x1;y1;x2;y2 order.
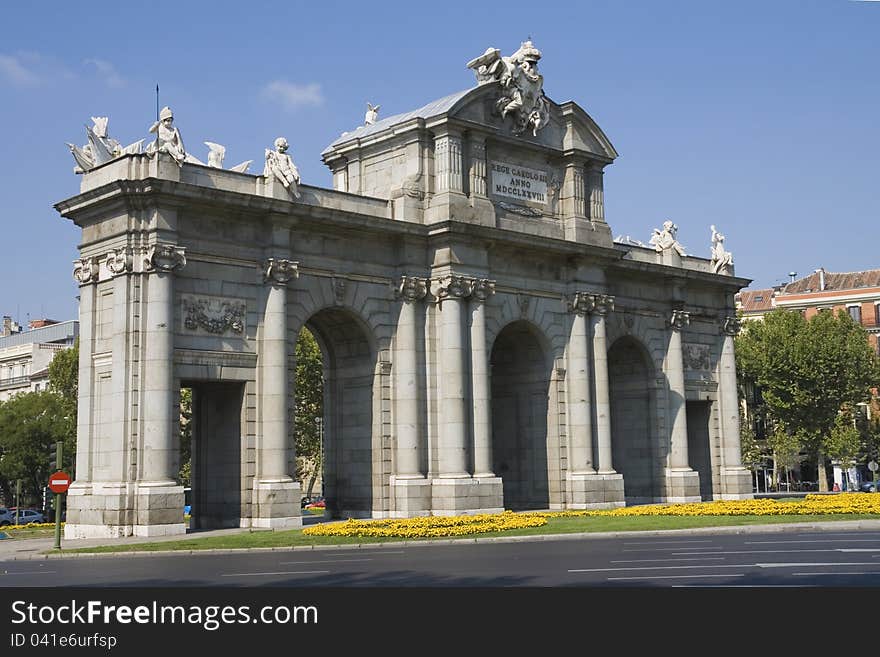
48;471;71;494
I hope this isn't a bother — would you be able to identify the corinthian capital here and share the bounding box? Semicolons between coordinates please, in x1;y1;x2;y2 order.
669;308;690;330
434;275;475;301
472;278;496;303
263;258;299;285
395;275;428;303
720;315;741;336
72;257;99;285
144;244;186;273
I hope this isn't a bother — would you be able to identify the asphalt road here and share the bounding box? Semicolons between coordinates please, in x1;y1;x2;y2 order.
4;525;880;588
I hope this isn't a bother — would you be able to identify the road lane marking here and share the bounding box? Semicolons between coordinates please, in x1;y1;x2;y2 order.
278;559;373;565
611;557;725;563
622;546;723;552
622;540;714;545
672;549;861;555
570;564;752;573
221;570;330;577
746;538;880;544
755;562;880;568
607;573;744;581
791;571;880;577
2;571;57;576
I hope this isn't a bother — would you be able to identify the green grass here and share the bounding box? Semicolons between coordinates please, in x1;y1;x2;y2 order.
55;512;880;554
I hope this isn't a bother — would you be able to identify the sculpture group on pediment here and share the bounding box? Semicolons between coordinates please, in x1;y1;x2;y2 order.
66;116;144;173
467;39;551;137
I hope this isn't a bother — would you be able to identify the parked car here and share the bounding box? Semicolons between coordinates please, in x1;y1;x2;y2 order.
304;497;325;510
7;509;46;525
0;507;13;526
858;480;878;493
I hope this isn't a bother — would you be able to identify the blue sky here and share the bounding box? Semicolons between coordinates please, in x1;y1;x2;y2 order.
1;0;877;324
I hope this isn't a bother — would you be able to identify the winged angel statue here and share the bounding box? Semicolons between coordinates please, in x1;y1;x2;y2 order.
467;40;551;137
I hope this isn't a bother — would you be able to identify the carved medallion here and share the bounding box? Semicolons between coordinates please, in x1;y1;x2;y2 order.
181;294;246;336
683;344;711;371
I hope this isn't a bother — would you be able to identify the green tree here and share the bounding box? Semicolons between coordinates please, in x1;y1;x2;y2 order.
825;411;862;477
0;391;74;506
178;388;192;486
295;327;324;497
736;308;880;491
47;339;79;459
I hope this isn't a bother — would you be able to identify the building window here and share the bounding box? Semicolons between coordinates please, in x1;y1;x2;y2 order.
848;305;861;323
34;383;40;391
875;303;880;326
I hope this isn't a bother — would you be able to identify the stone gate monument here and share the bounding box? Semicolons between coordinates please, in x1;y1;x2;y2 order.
57;41;753;538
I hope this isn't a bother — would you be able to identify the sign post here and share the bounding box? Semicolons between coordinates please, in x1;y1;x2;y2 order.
869;460;878;484
47;443;67;550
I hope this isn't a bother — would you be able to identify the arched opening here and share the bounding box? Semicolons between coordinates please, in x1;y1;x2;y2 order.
490;321;553;510
303;308;376;519
608;337;661;503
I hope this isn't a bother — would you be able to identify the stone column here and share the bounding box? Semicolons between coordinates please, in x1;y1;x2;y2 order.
587;164;606;222
394;275;428;477
254;257;302;528
667;308;690;470
261;258;297;480
434;275;473;478
592;295;615;474
470;278;496;477
434;133;463;194
141;244;186;484
718;316;753;498
72;257;99;483
566;292;595;475
469;139;487;198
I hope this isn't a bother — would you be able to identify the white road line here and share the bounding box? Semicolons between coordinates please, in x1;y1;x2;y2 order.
607;573;745;581
838;548;880;552
320;551;406;556
791;572;880;577
2;571;57;576
755;562;880;568
611;557;726;563
221;570;331;577
746;538;880;545
672;549;852;556
622;540;714;546
278;559;373;565
622;546;723;552
570;564;750;573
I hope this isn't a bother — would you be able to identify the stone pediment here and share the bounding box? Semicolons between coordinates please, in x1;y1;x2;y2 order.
322;83;617;164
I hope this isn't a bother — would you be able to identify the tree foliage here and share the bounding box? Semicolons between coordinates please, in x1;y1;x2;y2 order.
736;308;880;490
295;327;324;496
0;391;74;505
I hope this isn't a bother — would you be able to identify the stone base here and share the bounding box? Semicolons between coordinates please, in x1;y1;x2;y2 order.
430;476;503;516
251;479;302;529
257;174;299;202
63;480;186;539
390;476;432;518
719;467;755;500
565;472;626;509
664;468;702;503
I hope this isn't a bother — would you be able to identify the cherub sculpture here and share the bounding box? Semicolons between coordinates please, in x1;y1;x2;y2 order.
147;106;186;166
263;137;301;199
650;220;687;256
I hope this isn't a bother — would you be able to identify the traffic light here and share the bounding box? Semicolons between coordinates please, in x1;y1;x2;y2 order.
49;442;62;471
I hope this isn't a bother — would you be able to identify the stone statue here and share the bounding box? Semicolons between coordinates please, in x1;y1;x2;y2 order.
204;141;225;168
365;102;380;126
263;137;301;199
147;106;186;166
467;40;551;137
710;225;733;274
650;220;686;256
67;116;143;173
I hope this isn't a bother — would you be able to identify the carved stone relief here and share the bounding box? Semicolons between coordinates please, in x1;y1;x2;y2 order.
181;294;246;336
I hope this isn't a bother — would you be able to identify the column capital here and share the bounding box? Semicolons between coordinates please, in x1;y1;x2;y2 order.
263;258;299;285
720;315;741;336
395;275;428;303
143;243;186;273
72;257;99;285
567;291;595;316
471;278;496;303
669;308;690;331
106;247;133;277
593;294;615;315
434;274;474;301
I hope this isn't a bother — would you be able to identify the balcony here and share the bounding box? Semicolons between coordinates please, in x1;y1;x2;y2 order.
0;376;31;390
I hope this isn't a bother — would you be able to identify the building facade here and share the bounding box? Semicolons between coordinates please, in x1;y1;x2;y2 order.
56;43;753;538
0;319;79;402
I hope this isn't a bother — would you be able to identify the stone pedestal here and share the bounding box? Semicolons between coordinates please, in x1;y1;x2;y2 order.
430;477;503;515
133;482;187;536
64;481;187;538
720;467;754;500
664;468;702;503
566;472;625;509
252;480;303;529
390;476;432;517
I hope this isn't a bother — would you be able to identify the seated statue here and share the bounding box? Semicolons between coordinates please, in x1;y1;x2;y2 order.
147;106;186;166
710;225;734;274
264;137;301;199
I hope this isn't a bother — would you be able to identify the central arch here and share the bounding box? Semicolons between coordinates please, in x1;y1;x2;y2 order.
608;336;662;503
303;307;377;519
490;320;554;510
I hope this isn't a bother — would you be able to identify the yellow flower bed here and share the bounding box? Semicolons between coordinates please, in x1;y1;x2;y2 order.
302;494;880;538
302;510;547;538
2;522;59;531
